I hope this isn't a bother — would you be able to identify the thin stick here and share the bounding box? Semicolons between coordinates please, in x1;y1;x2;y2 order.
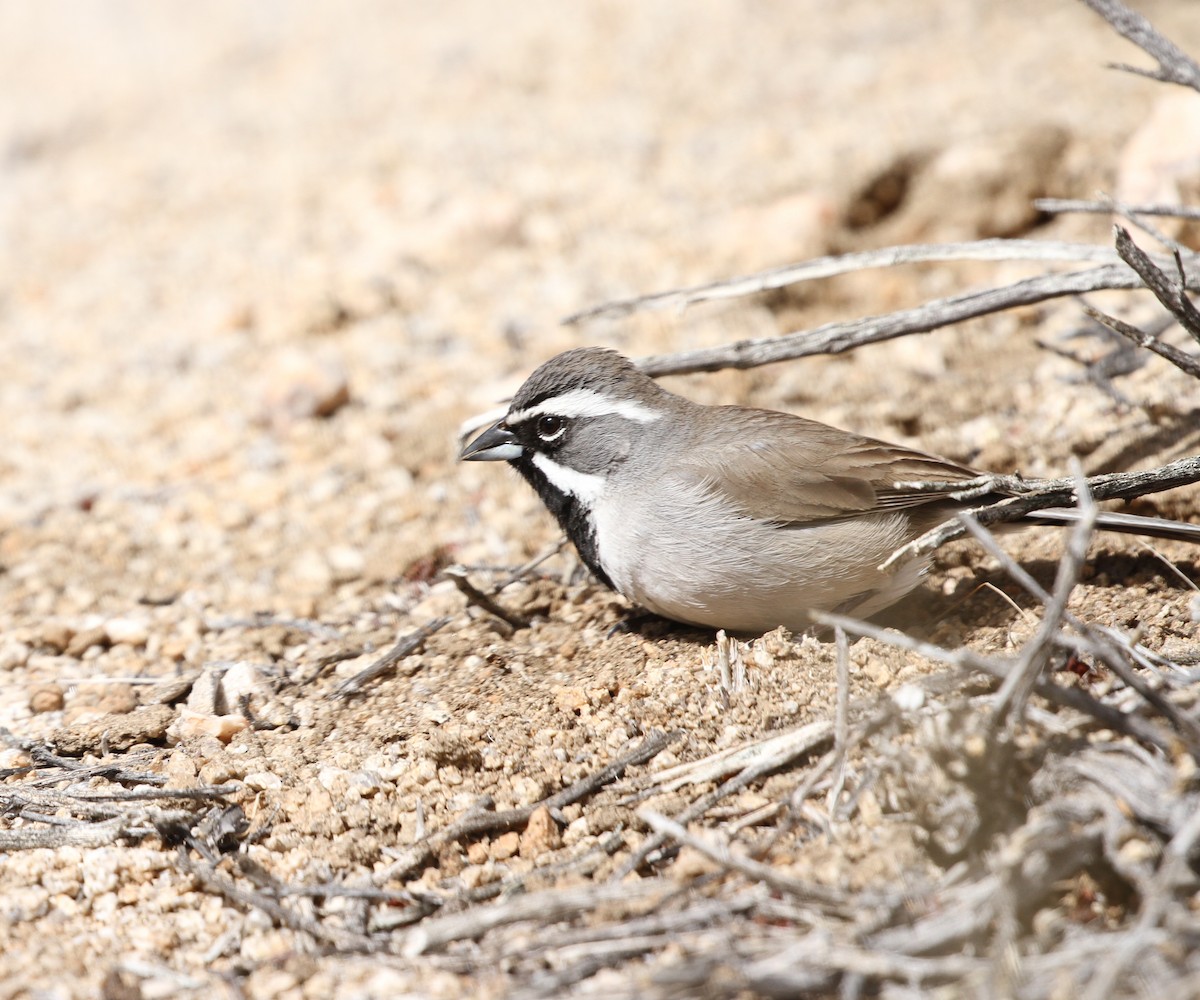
1036;198;1200;221
564;239;1122;324
638;809;849;910
613;722;832;879
827;627;851;816
1079;0;1200;92
1113;226;1200;347
883;454;1200;569
443;566;530;629
334;615;453;697
400;879;672;957
1083;305;1200;380
992;465;1097;727
375;730;678;885
812;612;1175;755
633;263;1154;377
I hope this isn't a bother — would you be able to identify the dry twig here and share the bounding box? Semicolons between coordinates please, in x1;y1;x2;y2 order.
1080;0;1200;91
375;730;678;885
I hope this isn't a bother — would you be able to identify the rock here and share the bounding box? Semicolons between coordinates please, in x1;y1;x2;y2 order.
39;622;75;654
243;770;284;791
0;640;31;671
51;705;175;755
65;683;138;722
519;805;561;860
28;684;64;713
103;617;150;647
65;625;108;659
168;710;249;744
490;831;520;861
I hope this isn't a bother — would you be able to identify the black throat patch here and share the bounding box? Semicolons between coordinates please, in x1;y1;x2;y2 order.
511;455;614;591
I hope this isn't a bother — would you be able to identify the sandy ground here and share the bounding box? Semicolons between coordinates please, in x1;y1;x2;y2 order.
3;1;1200;997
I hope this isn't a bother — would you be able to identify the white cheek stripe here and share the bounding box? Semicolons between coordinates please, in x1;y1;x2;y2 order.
531;452;606;505
508;388;662;426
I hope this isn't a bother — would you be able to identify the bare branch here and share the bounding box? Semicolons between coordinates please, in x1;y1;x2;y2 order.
401;879;672;956
564;240;1121;325
992;464;1097;727
632;263;1158;377
1079;0;1200;92
885;454;1200;568
334;615;453;697
443;565;531;630
1035;197;1200;221
637;809;851;910
1113;226;1200;347
812;611;1177;755
1083;305;1200;380
375;730;678;885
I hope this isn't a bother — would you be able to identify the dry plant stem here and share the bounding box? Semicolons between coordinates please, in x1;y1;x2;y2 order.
1113;226;1200;347
334;615;453;696
991;466;1097;728
828;627;851;814
1079;0;1200;92
633;263;1161;377
1083;305;1200;380
375;730;678;886
812;611;1176;756
953;513;1200;752
1036;197;1200;221
400;879;673;957
176;850;379;953
638;809;849;911
742;936;985;990
613;722;833;879
490;539;569;592
443;565;530;629
563;239;1120;324
0;818;133;851
886;454;1200;568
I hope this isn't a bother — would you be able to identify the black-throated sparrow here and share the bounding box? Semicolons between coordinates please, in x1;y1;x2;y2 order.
461;348;1199;633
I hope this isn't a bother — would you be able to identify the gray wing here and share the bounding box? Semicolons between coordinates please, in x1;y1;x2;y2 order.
674;407;981;524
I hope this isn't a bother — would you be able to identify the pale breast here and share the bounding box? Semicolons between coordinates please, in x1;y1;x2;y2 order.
592;473;928;633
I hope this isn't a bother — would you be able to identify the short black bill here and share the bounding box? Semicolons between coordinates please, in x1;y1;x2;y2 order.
459;421;523;462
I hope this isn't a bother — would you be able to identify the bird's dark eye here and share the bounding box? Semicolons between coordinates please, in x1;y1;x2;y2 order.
536;414;567;442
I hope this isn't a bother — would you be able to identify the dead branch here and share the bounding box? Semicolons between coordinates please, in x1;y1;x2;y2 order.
1083;305;1200;380
613;722;832;879
1036;197;1200;221
1113;226;1200;347
991;465;1097;727
334;615;453;696
375;730;679;886
812;611;1177;756
443;565;531;629
885;453;1200;568
176;849;379;953
400;879;673;956
564;239;1121;324
633;263;1157;376
1079;0;1200;92
638;809;851;912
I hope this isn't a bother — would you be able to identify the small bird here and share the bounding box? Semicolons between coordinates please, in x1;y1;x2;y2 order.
461;347;1199;633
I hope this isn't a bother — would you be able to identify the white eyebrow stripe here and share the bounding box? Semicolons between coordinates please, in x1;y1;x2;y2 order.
531;453;606;505
508;388;662;426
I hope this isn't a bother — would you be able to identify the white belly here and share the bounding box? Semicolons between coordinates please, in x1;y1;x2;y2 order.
591;484;926;633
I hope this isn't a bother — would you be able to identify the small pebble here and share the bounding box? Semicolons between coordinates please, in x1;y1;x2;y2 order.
29;684;65;713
